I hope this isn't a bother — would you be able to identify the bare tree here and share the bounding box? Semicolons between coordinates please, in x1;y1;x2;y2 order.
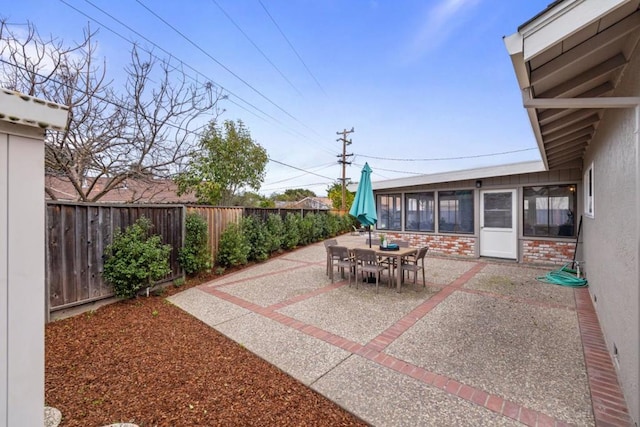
0;20;224;201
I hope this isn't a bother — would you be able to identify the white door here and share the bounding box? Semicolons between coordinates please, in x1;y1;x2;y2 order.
480;189;517;259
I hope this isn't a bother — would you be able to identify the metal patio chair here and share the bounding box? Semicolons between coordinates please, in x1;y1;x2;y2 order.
328;245;355;285
353;248;391;293
400;246;429;291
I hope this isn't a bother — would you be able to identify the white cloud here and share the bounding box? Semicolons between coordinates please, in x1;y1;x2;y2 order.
405;0;482;62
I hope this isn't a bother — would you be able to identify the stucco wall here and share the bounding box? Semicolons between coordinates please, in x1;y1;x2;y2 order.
581;43;640;422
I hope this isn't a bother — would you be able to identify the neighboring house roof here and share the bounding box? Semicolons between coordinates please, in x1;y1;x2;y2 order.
0;89;68;131
45;175;198;204
349;161;545;191
504;0;640;170
290;197;332;210
275;197;333;210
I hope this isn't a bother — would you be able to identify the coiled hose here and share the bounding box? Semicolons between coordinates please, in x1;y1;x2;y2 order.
536;263;588;287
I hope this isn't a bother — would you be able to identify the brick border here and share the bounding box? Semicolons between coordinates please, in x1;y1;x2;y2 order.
574;288;633;426
194;258;632;427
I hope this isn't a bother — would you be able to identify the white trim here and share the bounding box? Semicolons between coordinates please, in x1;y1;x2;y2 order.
523;94;640;109
0;89;68;131
518;0;636;61
367;161;545;191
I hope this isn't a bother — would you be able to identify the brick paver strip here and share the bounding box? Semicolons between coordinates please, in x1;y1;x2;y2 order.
197;259;630;427
203;261;321;289
574;288;633;426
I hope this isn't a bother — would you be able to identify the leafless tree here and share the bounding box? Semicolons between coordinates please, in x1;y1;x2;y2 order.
0;20;224;201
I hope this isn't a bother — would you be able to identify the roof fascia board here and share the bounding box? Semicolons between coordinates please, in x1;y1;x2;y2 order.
523;95;640;108
0;89;68;130
371;161;545;191
519;0;633;61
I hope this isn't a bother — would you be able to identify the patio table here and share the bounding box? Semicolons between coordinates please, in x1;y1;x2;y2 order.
350;245;417;292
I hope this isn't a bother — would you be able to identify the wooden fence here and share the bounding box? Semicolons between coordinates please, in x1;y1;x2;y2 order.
45;203;332;317
186;206;329;261
186;206;244;262
46;202;185;314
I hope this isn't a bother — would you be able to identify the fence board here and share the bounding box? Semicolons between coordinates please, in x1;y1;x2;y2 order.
46;202;184;313
186;206;243;262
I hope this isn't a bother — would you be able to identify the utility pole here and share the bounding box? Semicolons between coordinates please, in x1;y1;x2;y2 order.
336;127;354;212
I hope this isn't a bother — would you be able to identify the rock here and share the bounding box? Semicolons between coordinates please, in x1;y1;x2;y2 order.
44;407;62;427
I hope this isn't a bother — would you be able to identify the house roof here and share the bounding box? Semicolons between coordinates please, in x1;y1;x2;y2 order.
352;161;545;191
45;175;198;204
276;197;333;209
0;89;68;131
504;0;640;170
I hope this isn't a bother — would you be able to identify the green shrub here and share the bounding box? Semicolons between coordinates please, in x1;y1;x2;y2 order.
243;215;269;262
325;213;341;237
178;212;212;275
103;217;172;299
216;222;250;267
282;213;301;249
299;213;314;245
265;214;284;253
311;213;326;241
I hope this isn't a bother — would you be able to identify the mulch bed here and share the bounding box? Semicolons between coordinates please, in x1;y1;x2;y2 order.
45;272;368;426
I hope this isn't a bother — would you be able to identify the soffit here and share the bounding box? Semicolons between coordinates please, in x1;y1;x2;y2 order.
513;0;640;170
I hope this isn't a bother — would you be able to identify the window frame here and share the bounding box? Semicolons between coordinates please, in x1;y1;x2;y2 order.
437;190;474;234
523;184;577;238
405;192;435;232
376;193;402;231
584;162;594;218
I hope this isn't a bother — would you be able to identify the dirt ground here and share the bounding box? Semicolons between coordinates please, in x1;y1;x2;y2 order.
45;273;367;427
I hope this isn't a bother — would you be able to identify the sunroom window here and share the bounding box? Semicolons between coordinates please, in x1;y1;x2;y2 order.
405;192;435;232
438;190;474;234
376;194;401;230
523;185;576;237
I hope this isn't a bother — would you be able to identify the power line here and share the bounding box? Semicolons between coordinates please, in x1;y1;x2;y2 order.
134;0;322;137
355;147;538;161
264;162;335;185
352;162;423;175
209;0;303;97
257;0;326;96
268;157;335;180
1;57;329;184
62;0;335;155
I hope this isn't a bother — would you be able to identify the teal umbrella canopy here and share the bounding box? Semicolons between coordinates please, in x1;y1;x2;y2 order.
349;162;377;227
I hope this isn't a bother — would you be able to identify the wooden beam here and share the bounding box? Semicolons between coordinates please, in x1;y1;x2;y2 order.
543;117;599;141
537;53;627;99
530;11;640;86
540;109;601;134
525;93;640;109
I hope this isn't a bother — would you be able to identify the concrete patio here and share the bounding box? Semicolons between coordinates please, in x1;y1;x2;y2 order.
168;234;632;427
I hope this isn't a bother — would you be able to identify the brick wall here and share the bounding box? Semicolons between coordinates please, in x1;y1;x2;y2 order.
384;232;476;257
522;240;575;265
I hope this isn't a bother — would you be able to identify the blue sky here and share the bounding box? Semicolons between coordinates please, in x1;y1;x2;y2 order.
3;0;551;197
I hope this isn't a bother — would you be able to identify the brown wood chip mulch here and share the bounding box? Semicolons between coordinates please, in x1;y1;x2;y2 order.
45;275;368;427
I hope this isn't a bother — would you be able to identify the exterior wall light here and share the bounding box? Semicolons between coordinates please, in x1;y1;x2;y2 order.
475;180;482;188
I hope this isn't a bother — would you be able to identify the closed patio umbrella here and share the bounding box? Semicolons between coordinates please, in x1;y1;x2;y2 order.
349;162;377;247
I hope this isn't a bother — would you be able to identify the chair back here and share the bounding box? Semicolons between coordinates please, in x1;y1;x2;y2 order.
415;246;429;261
330;245;350;260
354;248;377;264
324;239;338;249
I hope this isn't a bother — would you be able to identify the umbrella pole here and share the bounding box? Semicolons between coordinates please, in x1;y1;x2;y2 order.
368;226;372;248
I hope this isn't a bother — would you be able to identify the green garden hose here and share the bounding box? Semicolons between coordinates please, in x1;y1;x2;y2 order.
536;263;588;287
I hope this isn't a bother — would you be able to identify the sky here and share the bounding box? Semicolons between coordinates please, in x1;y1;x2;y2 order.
2;0;553;197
